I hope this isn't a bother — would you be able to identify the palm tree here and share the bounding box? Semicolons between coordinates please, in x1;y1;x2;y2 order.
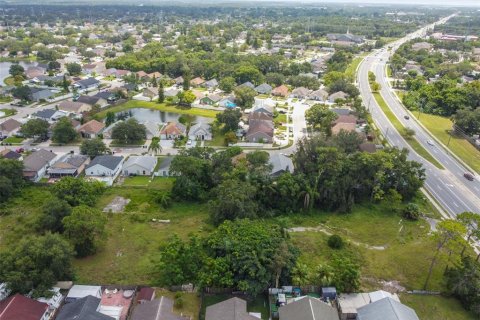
148;137;162;155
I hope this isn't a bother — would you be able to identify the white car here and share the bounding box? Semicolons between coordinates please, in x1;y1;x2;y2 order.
427;140;435;146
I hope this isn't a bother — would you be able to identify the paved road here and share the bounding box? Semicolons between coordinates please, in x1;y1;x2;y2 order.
358;16;480;216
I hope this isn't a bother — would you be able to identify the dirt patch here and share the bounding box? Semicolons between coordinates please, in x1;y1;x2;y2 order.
103;196;131;213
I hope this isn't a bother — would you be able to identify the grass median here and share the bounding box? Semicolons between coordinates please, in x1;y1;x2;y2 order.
372;92;444;169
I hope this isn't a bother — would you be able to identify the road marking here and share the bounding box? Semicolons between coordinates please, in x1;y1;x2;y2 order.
453;202;459;208
474;186;479;192
437;185;443;191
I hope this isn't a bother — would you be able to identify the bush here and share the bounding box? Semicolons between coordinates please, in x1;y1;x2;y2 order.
402;203;420;220
328;234;344;249
174;293;184;308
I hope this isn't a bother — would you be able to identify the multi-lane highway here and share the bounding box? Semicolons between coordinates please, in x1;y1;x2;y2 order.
358;16;480;217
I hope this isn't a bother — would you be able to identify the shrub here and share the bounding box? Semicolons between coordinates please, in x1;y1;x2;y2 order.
174;293;184;308
402;203;420;220
328;234;344;249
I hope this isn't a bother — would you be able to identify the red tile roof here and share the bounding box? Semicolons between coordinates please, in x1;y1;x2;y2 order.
137;287;155;303
0;294;48;320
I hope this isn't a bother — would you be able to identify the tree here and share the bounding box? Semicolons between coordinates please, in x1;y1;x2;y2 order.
305;104;338;136
234;65;264;85
0;159;23;203
9;63;24;77
330;256;361;293
158;82;165;103
424;220;467;290
216;108;242;133
183;71;191;91
12;85;32;101
62;75;70;92
177;90;196;107
52;177;105;207
48;61;61;71
62;205;107;257
148;137;162;155
368;71;376;83
19;118;49;141
66;63;82;76
80;139;109;158
52;117;78;144
233;86;257;109
401;127;416;140
224;131;238;145
266;72;285;87
332;130;364;153
402;203;420;220
38;198;72;233
111;118;147;144
453;108;480;136
105;111;116;127
219;77;236;93
209;179;259;225
371;81;381;92
445;257;480;315
457;212;480;257
328;235;344;249
0;233;74;296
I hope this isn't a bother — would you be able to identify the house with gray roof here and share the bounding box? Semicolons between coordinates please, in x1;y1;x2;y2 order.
22;149;57;182
156;157;174;177
206;297;258;320
269;154;294;177
32;108;67;123
30;87;56;102
279;296;339;320
238;81;255;89
48;154;90;178
56;295;113;320
131;296;189;320
73;77;101;91
204;78;219;90
308;89;329;102
357;297;419;320
189;123;212;141
123;155;158;176
291;87;312;99
255;83;273;94
328;91;349;103
86;155;124;179
76;95;108;108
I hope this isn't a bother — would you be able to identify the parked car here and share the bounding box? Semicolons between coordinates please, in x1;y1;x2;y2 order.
15;147;24;153
404;115;410;120
464;172;475;181
427;140;434;146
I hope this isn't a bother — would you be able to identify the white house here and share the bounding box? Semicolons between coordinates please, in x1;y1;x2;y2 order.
123;155;158;176
188;123;212;141
36;287;64;319
85;155;124;185
65;285;102;303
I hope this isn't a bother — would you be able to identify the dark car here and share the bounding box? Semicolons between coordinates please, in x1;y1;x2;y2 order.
404;115;410;120
464;172;475;181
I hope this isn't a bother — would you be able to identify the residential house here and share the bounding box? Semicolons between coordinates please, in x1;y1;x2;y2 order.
0;149;22;160
328;91;349;103
136;71;150;82
31;109;67;123
23;149;57;182
205;297;258;320
78;120;105;138
160;122;186;140
56;296;114;320
359;143;377;153
291;87;312;99
188;123;212;141
203;78;218;90
142;121;161;139
36;287;64;319
156;157;174;177
174;76;184;85
338;291;400;320
0;294;49;320
86;155;124;178
82;64;97;75
252;103;274;116
246;121;274;143
48;154;90;178
269;154;294;177
123;155;157;176
332;122;356;135
30;88;56;102
308;89;329;102
131;297;189;320
248;112;274;128
143;87;157;99
255;83;273;94
105;68;130;78
73;77;100;91
272;85;289;97
0;118;21;137
219;98;237;108
238;81;255;89
25;66;46;80
94;91;118;104
200;94;222;106
190;77;205;87
279;296;339;320
65;285;102;303
334;114;358;125
58;101;91;115
76;95;108;108
332;108;352;116
165;89;179;98
357;297;419;320
327;33;364;46
137;287;155;304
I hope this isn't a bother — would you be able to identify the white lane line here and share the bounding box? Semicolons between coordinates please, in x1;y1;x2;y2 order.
425;182;455;215
437;185;443;191
453;202;459;208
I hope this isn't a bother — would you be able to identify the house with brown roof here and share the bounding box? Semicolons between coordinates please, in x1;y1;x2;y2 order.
58;101;92;115
272;85;289;97
143;87;158;99
0;293;50;320
160;122;187;140
190;77;205;87
22;149;57;182
334;114;358;125
291;87;312;99
137;287;155;304
78;119;105;138
246;121;274;143
332;122;356;135
0;118;22;137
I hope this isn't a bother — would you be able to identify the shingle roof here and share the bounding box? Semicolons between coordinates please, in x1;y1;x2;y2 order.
357;297;419;320
77;96;104;106
76;77;100;87
56;295;114;320
131;297;189;320
58;101;88;113
0;293;48;320
86;155;123;171
23;149;57;172
123;156;157;171
269;153;294;175
0;149;22;160
205;297;258;320
78;120;105;134
158;157;174;171
32;108;56;119
279;296;339;320
255;83;273;94
160;122;186;135
0;118;21;132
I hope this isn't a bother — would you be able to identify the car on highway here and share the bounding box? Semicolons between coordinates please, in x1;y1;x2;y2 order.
464;172;475;181
404;115;410;120
427;140;435;146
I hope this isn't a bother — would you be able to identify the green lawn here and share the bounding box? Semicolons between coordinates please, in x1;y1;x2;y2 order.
345;53;368;80
96;100;219;119
401;294;477;320
372;92;443;169
416;113;480;174
2;136;24;144
0;108;17;117
3;77;15;86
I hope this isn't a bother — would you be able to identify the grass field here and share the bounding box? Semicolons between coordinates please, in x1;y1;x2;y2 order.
3;77;15;86
345;53;368;80
0;108;16;118
96;100;219;119
416;113;480;174
2;136;24;144
401;294;477;320
372;92;443;169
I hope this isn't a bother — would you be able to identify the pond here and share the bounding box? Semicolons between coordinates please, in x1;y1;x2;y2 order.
115;108;213;124
0;61;38;85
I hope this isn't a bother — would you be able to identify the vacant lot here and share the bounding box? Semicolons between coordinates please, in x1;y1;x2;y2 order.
401;294;476;320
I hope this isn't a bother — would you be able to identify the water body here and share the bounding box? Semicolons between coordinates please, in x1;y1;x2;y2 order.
0;61;38;86
115;108;213;124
